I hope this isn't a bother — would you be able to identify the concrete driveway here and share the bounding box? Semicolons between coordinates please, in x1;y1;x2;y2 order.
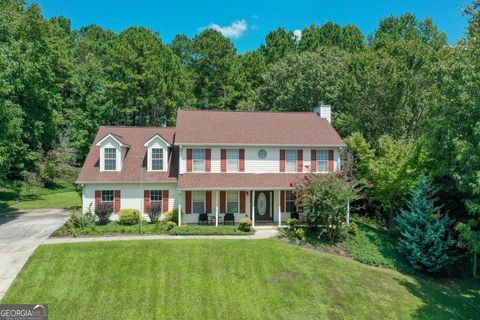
0;209;68;300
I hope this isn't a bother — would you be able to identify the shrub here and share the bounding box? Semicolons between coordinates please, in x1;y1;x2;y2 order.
287;218;301;227
348;221;359;236
148;203;162;224
166;221;177;230
238;217;252;232
95;202;113;225
71;212;95;228
118;209;141;225
280;218;305;243
164;208;178;223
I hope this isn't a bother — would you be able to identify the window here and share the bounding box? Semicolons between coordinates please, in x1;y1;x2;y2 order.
104;148;117;171
226;149;239;172
192;149;205;172
226;191;239;214
285;191;296;213
317;150;328;172
192;191;205;214
150;190;163;211
151;148;164;171
285;150;297;172
101;190;114;203
258;149;267;159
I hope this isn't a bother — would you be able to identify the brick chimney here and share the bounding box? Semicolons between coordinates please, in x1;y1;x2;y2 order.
314;101;331;123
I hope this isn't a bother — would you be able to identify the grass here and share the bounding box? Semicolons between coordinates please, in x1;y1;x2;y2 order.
2;239;478;319
343;218;409;271
0;182;80;214
52;220;254;237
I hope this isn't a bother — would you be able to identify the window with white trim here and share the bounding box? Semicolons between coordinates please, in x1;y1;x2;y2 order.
226;191;239;214
226;149;239;172
285;191;296;213
317;150;328;172
150;190;163;211
151;148;164;171
192;191;205;214
192;149;205;172
285;150;297;172
104;148;117;171
101;190;114;203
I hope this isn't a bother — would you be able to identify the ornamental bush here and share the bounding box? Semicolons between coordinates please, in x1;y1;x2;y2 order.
238;217;252;232
118;208;141;225
395;174;457;273
148;203;162;224
95;202;113;225
164;208;179;223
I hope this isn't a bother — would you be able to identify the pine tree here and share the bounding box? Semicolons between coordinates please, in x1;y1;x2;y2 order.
395;174;456;273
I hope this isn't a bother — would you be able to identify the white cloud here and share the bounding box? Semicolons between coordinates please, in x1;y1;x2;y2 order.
293;29;302;42
206;20;248;39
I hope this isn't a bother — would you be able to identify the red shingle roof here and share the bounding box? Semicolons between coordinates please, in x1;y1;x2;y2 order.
175;109;345;146
178;173;305;190
76;126;178;183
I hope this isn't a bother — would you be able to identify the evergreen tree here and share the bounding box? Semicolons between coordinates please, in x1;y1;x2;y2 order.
395;174;456;273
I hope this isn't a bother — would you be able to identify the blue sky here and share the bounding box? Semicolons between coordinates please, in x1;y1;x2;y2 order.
33;0;469;53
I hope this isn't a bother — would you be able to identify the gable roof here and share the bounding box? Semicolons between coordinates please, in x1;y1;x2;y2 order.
174;109;345;146
95;133;130;148
77;126;177;183
144;134;171;147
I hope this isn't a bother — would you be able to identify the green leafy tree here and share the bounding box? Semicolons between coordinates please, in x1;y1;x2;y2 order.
246;48;347;112
260;27;296;64
395;174;456;273
298;22;365;52
294;173;360;243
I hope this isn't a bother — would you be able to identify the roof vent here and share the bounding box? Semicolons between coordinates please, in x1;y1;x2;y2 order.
314;101;331;123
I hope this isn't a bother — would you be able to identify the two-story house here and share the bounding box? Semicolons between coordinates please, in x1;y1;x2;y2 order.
76;104;345;227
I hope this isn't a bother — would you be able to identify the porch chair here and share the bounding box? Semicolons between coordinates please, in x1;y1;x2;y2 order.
224;213;235;226
198;213;209;225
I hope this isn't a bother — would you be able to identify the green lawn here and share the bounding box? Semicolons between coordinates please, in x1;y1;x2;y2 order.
0;182;80;214
2;240;479;319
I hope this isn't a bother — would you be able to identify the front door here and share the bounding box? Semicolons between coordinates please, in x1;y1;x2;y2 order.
255;191;273;221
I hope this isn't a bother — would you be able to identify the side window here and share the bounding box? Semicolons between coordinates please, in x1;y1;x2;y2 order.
101;190;114;203
192;149;205;172
226;191;239;214
150;190;163;211
317;150;328;172
285;150;297;172
192;191;205;213
285;191;296;213
226;149;239;172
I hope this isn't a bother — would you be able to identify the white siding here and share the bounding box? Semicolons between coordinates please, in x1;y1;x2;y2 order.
98;136;122;172
179;146;342;174
146;139;168;172
82;183;179;216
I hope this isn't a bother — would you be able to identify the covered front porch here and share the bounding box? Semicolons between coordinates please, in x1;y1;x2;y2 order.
177;189;299;227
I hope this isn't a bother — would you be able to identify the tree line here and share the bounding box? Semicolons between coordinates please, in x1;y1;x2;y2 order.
0;0;479;273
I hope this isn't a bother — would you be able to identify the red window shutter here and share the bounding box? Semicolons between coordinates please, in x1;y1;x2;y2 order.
186;149;192;172
310;150;317;172
221;149;227;172
239;149;245;172
206;191;212;213
239;191;246;213
144;190;150;213
297;150;303;172
280;150;285;172
205;149;211;172
328;150;334;172
162;190;169;212
185;191;192;214
220;191;226;213
95;190;101;207
114;190;121;213
280;191;285;213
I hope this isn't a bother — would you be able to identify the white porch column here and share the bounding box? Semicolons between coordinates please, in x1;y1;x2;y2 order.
178;191;182;226
278;190;282;227
215;190;219;227
251;190;255;228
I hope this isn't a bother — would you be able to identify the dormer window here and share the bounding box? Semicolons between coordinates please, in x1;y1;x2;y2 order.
104;148;117;171
151;148;164;171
